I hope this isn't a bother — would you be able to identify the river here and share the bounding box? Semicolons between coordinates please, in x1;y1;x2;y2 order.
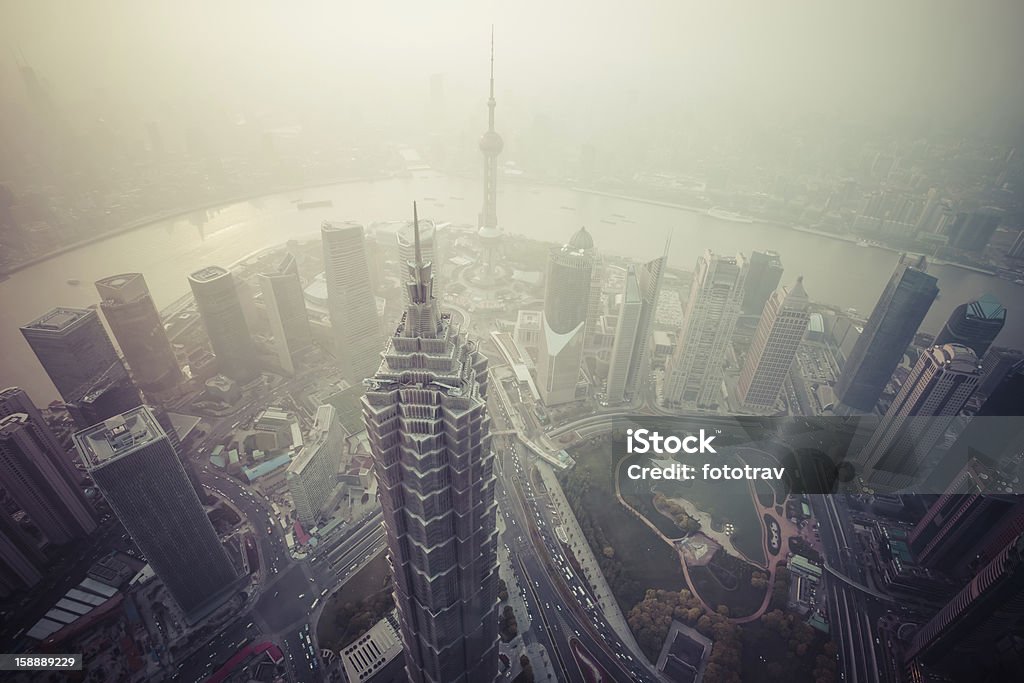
2;174;1022;403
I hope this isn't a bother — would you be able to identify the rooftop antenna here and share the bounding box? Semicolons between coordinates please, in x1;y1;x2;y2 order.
487;25;496;131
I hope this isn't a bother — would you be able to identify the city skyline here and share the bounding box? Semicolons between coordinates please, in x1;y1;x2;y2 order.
0;5;1023;682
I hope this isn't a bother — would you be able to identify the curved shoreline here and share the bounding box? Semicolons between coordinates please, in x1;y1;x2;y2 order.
2;173;1001;280
0;174;390;277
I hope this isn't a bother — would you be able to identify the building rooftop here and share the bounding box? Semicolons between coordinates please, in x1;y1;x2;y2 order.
341;610;403;683
73;407;166;469
967;294;1006;321
21;307;92;333
288;405;336;475
188;265;229;283
243;453;292;482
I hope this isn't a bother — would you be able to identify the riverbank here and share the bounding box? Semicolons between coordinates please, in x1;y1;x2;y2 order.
0;174;391;277
570;186;1001;277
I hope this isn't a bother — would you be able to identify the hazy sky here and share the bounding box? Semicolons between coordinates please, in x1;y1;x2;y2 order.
2;0;1024;138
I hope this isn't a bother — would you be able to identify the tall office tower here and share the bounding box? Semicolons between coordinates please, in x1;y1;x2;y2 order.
0;387;73;473
621;251;668;401
977;359;1024;416
977;348;1024;397
736;277;811;410
934;294;1005;358
605;266;643;404
65;372;144;430
74;407;238;623
95;273;182;393
188;266;259;384
834;254;939;414
904;534;1024;681
858;344;981;487
536;227;596;406
20;307;128;404
477;28;503;278
321;221;382;383
0;509;45;597
397;219;436;306
946;206;1004;253
742;250;784;316
664;251;747;408
287;405;343;528
909;459;1024;578
258;254;312;375
585;255;605;347
362;208;498;683
0;412;97;544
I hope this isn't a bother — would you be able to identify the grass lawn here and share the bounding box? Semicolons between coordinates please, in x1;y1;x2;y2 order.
562;441;686;611
686;551;766;618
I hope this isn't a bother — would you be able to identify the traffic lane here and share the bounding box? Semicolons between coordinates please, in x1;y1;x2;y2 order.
172;618;261;683
255;563;318;631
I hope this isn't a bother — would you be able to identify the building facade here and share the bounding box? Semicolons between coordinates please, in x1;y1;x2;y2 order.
536;227;596;406
95;273;182;392
259;254;313;375
74;407;238;623
834;254;939;413
664;250;747;408
933;294;1005;358
742;250;784;316
0;411;97;544
736;277;811;410
858;344;981;489
188;266;259;383
361;213;498;683
321;221;382;383
287;405;343;528
20;307;127;404
605;266;643;404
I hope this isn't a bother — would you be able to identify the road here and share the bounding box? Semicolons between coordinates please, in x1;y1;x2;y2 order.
809;494;885;683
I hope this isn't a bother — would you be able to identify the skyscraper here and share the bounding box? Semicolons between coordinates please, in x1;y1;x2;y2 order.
976;359;1024;416
321;221;382;383
946;206;1004;253
934;294;1005;358
664;250;747;408
621;251;668;401
742;250;784;316
362;206;498;683
858;344;980;488
977;347;1024;398
74;407;238;623
0;412;97;544
287;405;343;528
258;254;312;375
95;273;182;393
909;458;1024;579
834;254;939;413
20;307;127;404
536;227;596;406
397;219;436;306
736;277;811;410
188;266;259;383
477;28;503;279
0;508;45;598
904;534;1024;681
605;266;643;404
65;371;144;430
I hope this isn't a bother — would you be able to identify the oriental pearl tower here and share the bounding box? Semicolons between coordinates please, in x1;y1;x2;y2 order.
477;27;503;280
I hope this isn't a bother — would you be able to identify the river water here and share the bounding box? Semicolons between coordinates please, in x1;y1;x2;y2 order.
2;174;1021;402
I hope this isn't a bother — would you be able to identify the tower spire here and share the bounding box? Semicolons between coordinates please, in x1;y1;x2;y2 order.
487;25;496;131
413;201;423;270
